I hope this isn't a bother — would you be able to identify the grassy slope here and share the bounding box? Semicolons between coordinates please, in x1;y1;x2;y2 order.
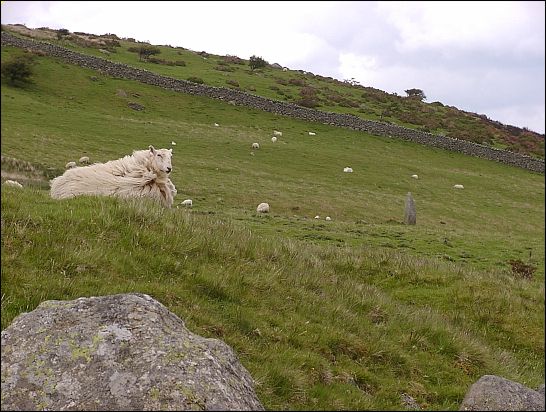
1;46;545;410
4;25;545;158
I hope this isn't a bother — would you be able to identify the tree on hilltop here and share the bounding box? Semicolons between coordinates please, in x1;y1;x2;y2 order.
128;44;161;61
405;88;426;101
249;55;267;71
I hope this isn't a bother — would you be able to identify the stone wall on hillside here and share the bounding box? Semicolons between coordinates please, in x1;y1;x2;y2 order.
2;31;544;174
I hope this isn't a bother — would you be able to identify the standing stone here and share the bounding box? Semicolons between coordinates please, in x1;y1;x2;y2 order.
459;375;545;411
1;293;264;411
404;192;416;225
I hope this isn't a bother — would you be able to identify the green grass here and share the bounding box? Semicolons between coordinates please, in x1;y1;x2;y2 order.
4;25;545;158
1;45;544;410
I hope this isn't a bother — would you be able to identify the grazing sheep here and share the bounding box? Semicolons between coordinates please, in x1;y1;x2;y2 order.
3;180;23;188
251;142;260;149
411;174;419;179
50;146;177;208
308;132;316;136
325;216;332;221
180;199;192;207
79;156;90;165
314;215;320;219
343;167;353;173
256;202;270;213
271;136;277;143
65;161;77;169
453;184;464;189
214;123;219;127
171;141;177;146
273;130;283;137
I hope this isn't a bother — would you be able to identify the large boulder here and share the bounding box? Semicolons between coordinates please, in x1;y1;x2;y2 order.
1;293;264;411
460;375;545;411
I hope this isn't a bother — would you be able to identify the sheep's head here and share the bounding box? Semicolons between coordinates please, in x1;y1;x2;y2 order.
149;145;173;175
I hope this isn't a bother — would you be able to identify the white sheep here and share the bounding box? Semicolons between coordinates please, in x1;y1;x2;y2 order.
51;146;177;208
314;215;320;219
251;142;260;149
282;67;288;71
3;180;23;188
411;174;419;179
214;123;219;127
273;130;283;137
453;184;464;189
271;136;277;143
308;132;316;136
171;141;177;146
256;202;270;213
79;156;90;164
65;161;77;169
343;167;353;173
180;199;192;207
325;216;332;221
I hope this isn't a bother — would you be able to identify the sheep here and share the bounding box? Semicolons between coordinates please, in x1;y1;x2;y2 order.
282;67;288;71
411;174;419;179
273;130;283;137
453;184;464;189
251;142;260;149
256;202;270;213
271;136;277;143
79;156;90;164
314;215;320;219
325;216;332;221
343;167;353;173
214;123;219;127
180;199;192;207
308;132;316;136
171;141;177;146
50;146;177;208
65;161;77;169
3;180;23;188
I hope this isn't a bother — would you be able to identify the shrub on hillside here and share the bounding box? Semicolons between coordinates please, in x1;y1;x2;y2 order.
288;78;306;86
226;79;240;88
249;55;268;71
507;259;536;280
187;76;205;84
1;55;35;86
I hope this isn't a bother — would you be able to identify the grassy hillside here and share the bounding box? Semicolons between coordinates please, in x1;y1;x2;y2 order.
3;24;545;159
1;42;544;410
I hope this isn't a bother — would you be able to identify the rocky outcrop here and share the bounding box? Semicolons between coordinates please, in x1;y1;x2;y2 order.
1;31;544;174
1;293;264;411
460;375;545;411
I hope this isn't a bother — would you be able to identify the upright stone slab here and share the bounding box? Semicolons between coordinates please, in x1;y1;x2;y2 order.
404;192;416;225
459;375;545;411
1;293;264;411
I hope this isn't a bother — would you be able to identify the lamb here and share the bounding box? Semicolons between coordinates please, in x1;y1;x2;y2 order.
271;136;277;143
65;161;77;169
273;130;283;137
325;216;332;221
79;156;90;164
453;184;464;189
3;180;23;188
256;202;270;213
180;199;193;207
251;142;260;149
171;141;177;146
343;167;353;173
50;146;177;208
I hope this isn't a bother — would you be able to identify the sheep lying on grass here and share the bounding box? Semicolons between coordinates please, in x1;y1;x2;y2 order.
79;156;90;165
50;146;177;208
65;161;77;169
3;180;23;188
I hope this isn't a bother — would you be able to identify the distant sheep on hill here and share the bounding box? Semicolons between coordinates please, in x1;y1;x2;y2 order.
411;174;419;179
50;146;177;208
308;132;316;136
271;136;277;143
256;202;269;213
453;184;464;189
343;167;353;173
252;142;260;149
79;156;90;164
3;180;23;188
65;161;77;169
273;130;283;137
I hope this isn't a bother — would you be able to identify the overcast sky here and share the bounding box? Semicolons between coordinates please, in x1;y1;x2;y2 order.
2;1;545;134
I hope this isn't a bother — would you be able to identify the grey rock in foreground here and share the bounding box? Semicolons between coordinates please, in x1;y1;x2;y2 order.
1;293;264;411
460;375;545;411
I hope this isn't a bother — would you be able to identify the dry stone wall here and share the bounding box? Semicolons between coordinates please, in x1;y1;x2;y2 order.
2;31;544;174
